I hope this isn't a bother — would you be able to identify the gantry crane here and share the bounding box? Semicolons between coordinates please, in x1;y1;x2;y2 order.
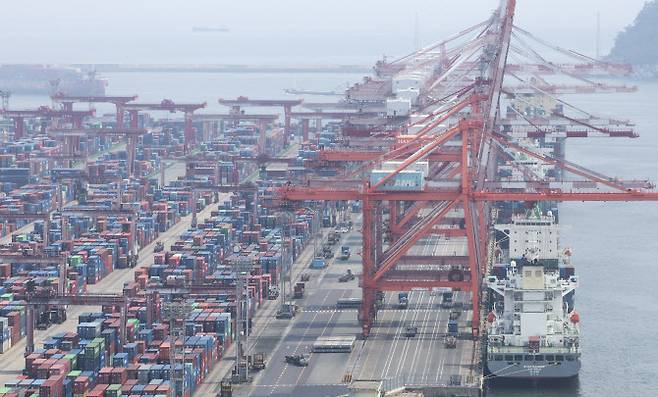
192;113;279;155
124;100;206;154
0;107;94;140
187;182;259;228
51;94;138;130
0;253;70;353
277;0;658;338
59;207;139;257
0;213;52;246
289;111;381;142
15;293;138;355
46;127;146;175
218;97;303;146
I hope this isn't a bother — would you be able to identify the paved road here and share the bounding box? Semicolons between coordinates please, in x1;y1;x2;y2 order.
195;216;352;396
230;212;479;395
232;217;363;397
351;290;477;387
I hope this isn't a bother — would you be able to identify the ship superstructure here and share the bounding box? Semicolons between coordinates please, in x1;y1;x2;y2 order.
486;210;581;378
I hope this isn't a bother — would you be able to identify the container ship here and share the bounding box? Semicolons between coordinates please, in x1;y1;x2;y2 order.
0;65;106;96
485;208;581;378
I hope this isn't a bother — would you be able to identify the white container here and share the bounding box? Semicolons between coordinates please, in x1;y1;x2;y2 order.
397;88;420;104
381;160;429;177
386;98;412;117
393;76;422;93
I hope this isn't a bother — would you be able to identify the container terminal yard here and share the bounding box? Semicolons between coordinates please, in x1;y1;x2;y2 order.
0;1;657;397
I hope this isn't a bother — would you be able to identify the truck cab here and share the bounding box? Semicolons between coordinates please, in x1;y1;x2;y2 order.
448;319;459;337
339;246;351;260
276;302;298;319
441;289;454;308
398;292;409;309
338;269;355;282
405;326;418;337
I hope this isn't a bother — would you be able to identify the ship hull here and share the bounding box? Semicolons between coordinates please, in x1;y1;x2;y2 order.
486;356;580;379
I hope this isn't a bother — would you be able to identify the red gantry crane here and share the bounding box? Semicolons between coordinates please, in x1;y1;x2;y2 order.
218;97;303;146
51;94;138;130
124;100;207;154
277;0;658;338
0;107;94;140
192;113;279;155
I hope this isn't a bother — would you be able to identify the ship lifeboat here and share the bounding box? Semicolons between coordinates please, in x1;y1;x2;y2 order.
569;311;580;324
487;311;496;323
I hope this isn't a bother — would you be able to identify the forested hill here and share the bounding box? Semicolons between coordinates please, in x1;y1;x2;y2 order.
609;1;658;64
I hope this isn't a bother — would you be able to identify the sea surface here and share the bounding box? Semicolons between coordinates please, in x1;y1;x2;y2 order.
487;80;658;396
11;73;658;397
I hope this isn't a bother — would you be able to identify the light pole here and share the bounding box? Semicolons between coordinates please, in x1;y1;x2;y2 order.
232;258;252;382
162;302;193;397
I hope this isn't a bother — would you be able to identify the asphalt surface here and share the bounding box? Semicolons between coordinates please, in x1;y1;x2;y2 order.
233;215;479;396
233;217;363;397
351;290;478;387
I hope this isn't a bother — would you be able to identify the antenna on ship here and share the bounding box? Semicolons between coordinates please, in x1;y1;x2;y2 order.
413;12;420;51
0;90;10;111
596;11;601;59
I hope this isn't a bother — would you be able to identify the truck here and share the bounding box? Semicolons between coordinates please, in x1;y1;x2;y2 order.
339;246;351;260
327;231;339;245
322;245;334;259
275;302;298;319
153;241;164;253
310;257;326;269
249;353;266;370
336;297;362;308
285;354;309;367
441;290;454;309
268;287;279;300
448;320;459;337
449;374;462;386
444;335;457;348
398;292;409;309
293;282;305;299
338;269;355;282
405;326;418;337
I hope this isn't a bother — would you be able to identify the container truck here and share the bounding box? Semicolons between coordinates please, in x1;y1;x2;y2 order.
293;282;305;299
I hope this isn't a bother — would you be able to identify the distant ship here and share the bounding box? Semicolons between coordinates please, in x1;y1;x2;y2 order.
192;26;229;33
485;208;581;378
284;88;343;96
0;65;106;96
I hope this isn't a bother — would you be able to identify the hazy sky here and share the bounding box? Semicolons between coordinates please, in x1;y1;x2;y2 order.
0;0;648;63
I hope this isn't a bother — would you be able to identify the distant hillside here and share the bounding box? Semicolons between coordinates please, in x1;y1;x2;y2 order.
609;1;658;64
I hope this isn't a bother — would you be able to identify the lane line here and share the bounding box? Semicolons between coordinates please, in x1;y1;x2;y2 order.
380;291;414;379
406;291;436;383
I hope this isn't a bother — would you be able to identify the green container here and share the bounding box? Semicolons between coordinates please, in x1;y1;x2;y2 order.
64;354;78;369
0;293;13;301
105;384;122;397
67;370;81;379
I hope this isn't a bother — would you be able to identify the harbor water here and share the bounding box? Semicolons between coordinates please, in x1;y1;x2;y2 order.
9;73;658;397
